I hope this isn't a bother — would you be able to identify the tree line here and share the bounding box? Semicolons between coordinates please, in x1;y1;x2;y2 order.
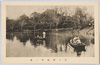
6;7;94;32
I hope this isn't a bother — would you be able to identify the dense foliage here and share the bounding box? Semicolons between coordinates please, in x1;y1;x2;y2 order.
6;7;94;32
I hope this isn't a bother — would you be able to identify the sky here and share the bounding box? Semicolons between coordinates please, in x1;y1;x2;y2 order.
6;6;94;19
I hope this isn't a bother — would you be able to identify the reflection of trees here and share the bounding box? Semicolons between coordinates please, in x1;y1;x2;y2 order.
6;31;92;56
6;33;14;40
14;32;30;45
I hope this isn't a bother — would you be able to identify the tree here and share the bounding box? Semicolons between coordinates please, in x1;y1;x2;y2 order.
72;7;88;29
6;17;15;32
17;14;29;31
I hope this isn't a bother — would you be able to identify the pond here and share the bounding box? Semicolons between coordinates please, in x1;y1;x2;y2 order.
6;30;94;57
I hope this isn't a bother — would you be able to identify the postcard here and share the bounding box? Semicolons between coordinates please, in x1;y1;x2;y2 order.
1;1;99;64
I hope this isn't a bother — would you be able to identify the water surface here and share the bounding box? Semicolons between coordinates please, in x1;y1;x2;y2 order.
6;30;94;57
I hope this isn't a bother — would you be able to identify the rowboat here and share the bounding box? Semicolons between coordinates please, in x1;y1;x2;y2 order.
69;42;85;50
69;37;86;49
34;37;46;40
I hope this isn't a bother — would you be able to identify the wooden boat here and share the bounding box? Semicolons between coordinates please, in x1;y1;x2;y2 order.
34;37;46;40
69;38;86;49
70;42;85;49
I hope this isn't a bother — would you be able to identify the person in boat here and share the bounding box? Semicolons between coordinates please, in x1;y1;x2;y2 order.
70;36;81;45
39;35;42;39
36;35;40;38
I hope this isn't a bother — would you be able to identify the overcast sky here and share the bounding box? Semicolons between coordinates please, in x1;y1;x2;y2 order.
6;6;94;19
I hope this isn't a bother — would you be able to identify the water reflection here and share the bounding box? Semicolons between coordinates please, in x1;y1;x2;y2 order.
6;31;94;57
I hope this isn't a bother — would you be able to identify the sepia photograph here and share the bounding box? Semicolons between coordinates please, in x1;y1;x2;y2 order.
6;6;95;57
1;1;99;64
